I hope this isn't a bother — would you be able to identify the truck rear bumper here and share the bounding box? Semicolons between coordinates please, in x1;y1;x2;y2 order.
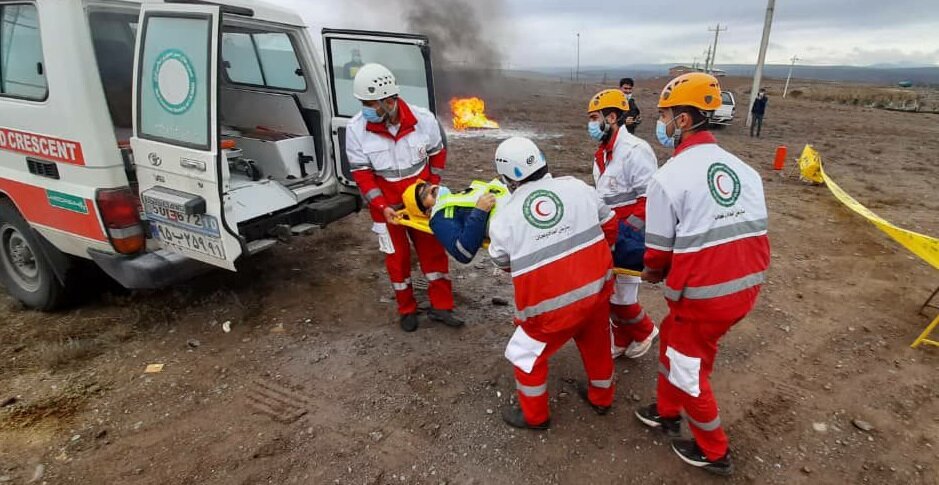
88;248;212;290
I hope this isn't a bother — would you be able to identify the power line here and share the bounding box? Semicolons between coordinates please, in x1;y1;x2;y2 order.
783;55;800;98
708;23;728;73
747;0;776;128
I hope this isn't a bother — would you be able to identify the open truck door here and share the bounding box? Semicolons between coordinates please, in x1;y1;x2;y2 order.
322;29;438;188
131;4;242;270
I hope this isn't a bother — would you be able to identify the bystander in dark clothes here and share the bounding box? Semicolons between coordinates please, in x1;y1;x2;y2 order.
619;77;642;134
750;89;768;137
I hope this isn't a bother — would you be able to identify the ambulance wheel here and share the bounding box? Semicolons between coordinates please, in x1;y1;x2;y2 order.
0;200;67;310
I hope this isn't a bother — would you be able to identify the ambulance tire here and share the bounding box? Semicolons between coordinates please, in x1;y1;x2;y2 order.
0;200;67;311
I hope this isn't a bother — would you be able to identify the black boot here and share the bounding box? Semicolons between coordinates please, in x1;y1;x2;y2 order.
634;402;681;438
400;313;418;332
576;382;611;415
671;439;734;476
501;406;550;430
427;309;465;328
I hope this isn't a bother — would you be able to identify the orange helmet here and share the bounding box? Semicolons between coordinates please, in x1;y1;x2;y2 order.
658;72;722;111
587;89;629;114
402;180;428;219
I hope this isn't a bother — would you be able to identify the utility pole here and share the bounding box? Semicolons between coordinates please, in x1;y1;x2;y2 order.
747;0;775;127
575;33;580;82
783;55;800;98
708;23;728;72
704;44;712;73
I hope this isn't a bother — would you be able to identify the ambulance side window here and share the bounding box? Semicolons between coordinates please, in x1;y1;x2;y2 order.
0;4;48;101
221;31;306;91
326;39;430;117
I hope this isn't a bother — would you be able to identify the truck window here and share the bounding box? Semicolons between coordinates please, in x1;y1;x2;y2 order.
221;31;306;91
328;38;429;117
721;92;733;105
0;4;48;101
88;11;138;129
138;15;211;149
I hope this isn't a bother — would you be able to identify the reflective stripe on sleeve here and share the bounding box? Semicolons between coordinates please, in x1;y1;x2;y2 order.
626;214;645;231
363;188;382;202
491;254;511;269
645;232;674;251
430;166;444;176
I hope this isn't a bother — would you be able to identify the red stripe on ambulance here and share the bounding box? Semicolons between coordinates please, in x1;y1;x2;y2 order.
0;179;105;241
0;127;85;166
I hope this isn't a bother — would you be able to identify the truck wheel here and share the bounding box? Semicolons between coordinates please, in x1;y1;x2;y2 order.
0;200;67;310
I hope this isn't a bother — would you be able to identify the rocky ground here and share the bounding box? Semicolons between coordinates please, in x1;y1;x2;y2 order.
0;74;937;484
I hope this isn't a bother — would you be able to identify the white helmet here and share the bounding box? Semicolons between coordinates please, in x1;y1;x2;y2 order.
494;136;547;182
353;63;400;101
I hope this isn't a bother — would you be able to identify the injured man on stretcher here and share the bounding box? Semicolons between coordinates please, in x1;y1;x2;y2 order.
397;178;647;274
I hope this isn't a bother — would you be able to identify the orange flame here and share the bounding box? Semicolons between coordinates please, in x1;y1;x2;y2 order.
450;97;500;130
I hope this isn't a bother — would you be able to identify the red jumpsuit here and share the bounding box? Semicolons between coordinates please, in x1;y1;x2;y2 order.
644;131;770;460
345;99;453;315
488;175;620;425
594;125;658;352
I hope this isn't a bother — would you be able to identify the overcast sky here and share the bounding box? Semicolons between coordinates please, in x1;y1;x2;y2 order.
274;0;939;68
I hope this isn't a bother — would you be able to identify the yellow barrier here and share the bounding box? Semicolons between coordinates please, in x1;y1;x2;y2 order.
394;210;642;278
798;145;939;347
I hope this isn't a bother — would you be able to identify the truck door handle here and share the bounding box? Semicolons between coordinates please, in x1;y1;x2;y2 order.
180;158;206;171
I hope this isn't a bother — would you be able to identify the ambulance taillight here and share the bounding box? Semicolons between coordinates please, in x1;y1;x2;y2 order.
96;188;145;254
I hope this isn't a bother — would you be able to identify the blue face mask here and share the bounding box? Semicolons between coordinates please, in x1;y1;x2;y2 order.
587;120;605;141
362;106;384;123
655;118;681;149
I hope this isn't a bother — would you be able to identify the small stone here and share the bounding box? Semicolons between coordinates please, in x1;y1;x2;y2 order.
0;396;16;408
71;434;81;442
630;393;641;402
812;422;828;433
801;466;812;474
187;339;201;348
491;297;510;306
486;409;494;415
369;431;384;442
0;476;12;483
95;429;108;440
852;419;874;432
29;464;45;483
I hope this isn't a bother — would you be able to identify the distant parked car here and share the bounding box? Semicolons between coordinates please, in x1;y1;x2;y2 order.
711;91;736;126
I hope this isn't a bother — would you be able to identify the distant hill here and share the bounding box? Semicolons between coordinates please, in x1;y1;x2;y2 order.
529;64;939;86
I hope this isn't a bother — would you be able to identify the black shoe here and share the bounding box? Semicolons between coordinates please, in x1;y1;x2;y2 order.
671;439;734;476
634;402;681;438
501;407;550;430
400;313;418;332
575;382;611;415
427;309;464;328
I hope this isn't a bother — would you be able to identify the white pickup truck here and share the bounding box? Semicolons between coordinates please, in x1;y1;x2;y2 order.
711;90;736;126
0;0;439;309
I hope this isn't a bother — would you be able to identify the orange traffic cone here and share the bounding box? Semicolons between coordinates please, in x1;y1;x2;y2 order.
773;145;787;171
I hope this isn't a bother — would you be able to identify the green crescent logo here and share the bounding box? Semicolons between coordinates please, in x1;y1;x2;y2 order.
523;190;564;229
152;49;197;115
707;162;742;207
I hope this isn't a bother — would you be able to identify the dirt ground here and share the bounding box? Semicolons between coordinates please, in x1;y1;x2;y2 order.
1;74;938;485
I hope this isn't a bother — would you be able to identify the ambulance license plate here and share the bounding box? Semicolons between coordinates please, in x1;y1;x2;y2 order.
151;222;226;260
142;198;221;238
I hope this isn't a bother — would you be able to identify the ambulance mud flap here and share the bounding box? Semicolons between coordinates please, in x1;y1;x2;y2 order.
88;248;211;290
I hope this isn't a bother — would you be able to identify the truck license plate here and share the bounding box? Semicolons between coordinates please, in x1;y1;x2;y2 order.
151;223;226;260
142;197;221;238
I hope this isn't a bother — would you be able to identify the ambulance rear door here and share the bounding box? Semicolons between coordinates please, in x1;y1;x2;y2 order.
130;4;243;270
321;29;437;188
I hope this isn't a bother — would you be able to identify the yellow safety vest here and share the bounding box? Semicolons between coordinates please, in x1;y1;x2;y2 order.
431;179;509;220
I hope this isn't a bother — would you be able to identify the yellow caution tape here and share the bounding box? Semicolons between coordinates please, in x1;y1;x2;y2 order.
394;209;642;277
798;145;939;270
800;145;939;348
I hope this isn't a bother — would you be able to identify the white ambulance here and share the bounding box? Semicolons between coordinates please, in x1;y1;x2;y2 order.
0;0;440;309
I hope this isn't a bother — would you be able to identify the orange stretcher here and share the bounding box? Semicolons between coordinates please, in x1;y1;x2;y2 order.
395;210;642;277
